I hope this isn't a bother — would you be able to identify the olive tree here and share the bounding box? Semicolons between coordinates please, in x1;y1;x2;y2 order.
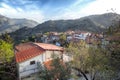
66;40;114;80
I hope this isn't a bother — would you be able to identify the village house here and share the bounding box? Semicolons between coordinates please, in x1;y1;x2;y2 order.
73;31;91;40
40;32;60;44
15;42;64;80
48;32;60;41
66;31;91;42
65;30;75;35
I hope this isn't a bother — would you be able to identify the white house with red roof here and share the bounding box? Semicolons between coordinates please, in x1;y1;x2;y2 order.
15;42;63;80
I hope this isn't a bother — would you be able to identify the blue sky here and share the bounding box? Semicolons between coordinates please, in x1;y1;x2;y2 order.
0;0;120;23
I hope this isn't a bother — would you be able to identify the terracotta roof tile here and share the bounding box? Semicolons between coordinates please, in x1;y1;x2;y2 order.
15;47;45;63
15;42;36;52
34;43;63;51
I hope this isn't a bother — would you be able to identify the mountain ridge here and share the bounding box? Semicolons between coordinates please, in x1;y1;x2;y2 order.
0;15;38;34
32;13;120;33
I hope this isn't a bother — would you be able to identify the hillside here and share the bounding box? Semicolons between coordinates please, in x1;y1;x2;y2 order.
0;15;38;34
32;13;120;33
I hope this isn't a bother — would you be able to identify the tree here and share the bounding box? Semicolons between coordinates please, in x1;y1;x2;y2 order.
28;35;36;42
39;58;71;80
59;33;69;47
44;32;50;36
66;41;89;80
0;39;17;80
0;39;14;62
105;22;120;79
1;32;13;43
86;47;114;80
66;40;113;80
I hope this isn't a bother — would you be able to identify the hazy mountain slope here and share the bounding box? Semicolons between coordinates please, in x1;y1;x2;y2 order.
87;13;120;28
0;15;38;34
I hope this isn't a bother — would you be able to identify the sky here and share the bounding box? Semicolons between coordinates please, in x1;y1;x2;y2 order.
0;0;120;23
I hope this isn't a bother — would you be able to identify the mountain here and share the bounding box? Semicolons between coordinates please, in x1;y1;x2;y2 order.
0;15;38;34
32;18;100;33
32;13;120;33
9;13;120;43
87;13;120;28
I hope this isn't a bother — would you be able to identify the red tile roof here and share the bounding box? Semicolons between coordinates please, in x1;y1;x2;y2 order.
16;47;45;63
34;43;63;51
15;42;36;52
15;42;63;63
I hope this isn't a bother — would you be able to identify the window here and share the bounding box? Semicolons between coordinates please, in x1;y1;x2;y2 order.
30;61;35;65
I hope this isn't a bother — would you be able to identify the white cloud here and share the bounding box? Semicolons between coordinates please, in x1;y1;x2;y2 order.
72;0;84;7
51;9;82;20
16;8;23;12
0;3;17;13
80;0;120;15
52;0;120;20
49;0;85;20
0;3;44;23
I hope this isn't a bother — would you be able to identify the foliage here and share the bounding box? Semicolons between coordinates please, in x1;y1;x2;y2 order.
44;32;50;36
66;40;114;80
59;33;69;47
66;41;88;79
0;32;13;43
39;58;71;80
0;40;14;62
28;35;36;42
87;47;115;80
0;37;17;80
105;21;120;78
59;33;66;41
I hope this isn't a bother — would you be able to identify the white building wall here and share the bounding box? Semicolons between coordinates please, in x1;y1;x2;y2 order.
54;51;63;58
45;51;62;61
18;53;45;78
18;50;63;79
